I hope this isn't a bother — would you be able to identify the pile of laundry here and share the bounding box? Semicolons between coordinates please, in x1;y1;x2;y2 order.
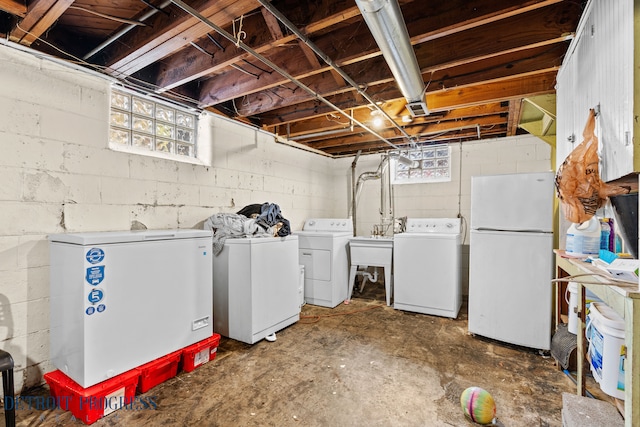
204;202;291;255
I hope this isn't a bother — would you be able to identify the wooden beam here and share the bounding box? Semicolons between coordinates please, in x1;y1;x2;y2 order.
258;45;567;126
297;40;346;88
102;0;258;75
153;2;360;90
198;2;579;109
0;0;26;17
306;114;507;149
507;99;524;136
160;0;576;106
285;102;509;137
9;0;73;45
405;0;565;46
425;69;558;112
260;6;283;40
321;127;508;156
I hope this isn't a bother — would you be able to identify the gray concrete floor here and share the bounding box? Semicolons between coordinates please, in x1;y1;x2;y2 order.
5;285;613;427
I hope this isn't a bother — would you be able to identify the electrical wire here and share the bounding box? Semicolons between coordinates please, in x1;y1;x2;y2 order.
551;273;637;286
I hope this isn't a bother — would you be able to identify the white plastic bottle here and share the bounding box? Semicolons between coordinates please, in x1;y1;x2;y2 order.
566;217;601;256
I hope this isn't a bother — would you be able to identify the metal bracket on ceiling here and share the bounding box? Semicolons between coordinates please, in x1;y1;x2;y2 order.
230;64;260;79
242;59;273;75
268;89;285;100
190;42;214;58
207;34;225;52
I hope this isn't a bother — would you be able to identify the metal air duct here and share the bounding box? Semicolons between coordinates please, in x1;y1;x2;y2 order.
355;0;428;117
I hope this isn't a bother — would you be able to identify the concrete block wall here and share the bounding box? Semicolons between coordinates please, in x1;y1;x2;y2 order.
340;135;552;294
0;44;340;394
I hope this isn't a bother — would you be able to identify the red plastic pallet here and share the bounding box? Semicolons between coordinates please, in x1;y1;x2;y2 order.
44;369;139;425
136;349;182;393
182;333;221;373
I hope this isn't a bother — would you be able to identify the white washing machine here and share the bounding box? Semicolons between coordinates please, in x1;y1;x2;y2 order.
393;218;462;318
296;218;353;308
212;235;300;344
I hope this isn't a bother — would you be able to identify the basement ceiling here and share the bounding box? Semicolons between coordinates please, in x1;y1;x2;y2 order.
0;0;585;157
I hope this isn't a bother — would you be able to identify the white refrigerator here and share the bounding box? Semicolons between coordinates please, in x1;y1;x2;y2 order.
468;172;554;350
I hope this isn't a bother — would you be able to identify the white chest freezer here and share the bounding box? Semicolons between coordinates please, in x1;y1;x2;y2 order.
49;229;213;387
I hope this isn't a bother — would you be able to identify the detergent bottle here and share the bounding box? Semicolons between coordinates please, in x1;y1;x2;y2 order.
600;218;611;251
566;217;601;257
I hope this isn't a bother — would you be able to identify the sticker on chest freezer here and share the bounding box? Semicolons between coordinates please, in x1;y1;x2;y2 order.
86;265;105;285
85;248;105;264
87;288;104;304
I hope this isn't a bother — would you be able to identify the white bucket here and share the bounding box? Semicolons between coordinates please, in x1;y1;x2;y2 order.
586;302;626;399
565;282;603;335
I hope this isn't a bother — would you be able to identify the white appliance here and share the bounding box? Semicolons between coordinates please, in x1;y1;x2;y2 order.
49;229;213;388
296;219;352;308
212;235;300;344
393;218;462;318
468;171;554;350
347;237;393;305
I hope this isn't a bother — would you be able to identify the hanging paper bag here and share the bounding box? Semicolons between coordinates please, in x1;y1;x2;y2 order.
555;109;628;223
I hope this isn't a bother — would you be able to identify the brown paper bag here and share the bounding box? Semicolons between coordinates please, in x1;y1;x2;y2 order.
555;109;628;223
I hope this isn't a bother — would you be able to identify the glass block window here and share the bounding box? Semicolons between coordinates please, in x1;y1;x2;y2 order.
390;144;452;184
109;88;197;159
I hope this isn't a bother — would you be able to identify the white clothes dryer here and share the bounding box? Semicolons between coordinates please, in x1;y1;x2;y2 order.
393;218;462;318
296;219;353;308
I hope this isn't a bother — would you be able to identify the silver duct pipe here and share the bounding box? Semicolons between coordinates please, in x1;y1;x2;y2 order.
170;0;404;151
379;158;388;223
355;0;428;116
353;154;397;236
351;151;361;236
257;0;413;142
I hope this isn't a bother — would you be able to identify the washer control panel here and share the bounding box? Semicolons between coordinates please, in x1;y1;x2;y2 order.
303;218;353;233
405;218;461;234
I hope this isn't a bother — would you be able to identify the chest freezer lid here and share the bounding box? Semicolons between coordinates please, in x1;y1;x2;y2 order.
48;229;212;245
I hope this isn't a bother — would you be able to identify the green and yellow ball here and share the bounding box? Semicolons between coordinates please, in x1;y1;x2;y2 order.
460;386;496;425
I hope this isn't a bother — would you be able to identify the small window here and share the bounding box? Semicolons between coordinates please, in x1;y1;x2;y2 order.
109;88;198;160
390;144;452;184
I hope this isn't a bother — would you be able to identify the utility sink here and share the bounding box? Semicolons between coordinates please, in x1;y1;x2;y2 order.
348;236;393;266
348;237;393;305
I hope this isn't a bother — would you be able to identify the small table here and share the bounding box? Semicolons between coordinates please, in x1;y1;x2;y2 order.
554;250;640;426
348;237;393;306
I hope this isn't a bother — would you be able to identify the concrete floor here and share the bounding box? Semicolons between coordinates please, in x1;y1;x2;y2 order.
5;285;610;427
